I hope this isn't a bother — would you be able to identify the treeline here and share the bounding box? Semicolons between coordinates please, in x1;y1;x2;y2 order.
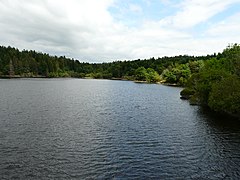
0;44;239;116
0;45;212;85
181;44;240;116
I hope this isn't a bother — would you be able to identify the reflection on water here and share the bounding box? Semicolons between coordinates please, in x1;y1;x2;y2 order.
0;78;240;179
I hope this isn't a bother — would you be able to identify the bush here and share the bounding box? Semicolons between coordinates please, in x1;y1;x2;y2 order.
180;88;195;99
208;75;240;114
135;67;147;81
146;68;160;83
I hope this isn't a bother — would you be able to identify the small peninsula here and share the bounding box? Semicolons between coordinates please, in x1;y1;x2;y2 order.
0;44;239;117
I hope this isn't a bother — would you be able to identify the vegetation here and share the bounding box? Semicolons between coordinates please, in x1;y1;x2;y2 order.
181;44;240;116
134;67;160;83
0;45;211;83
0;44;239;116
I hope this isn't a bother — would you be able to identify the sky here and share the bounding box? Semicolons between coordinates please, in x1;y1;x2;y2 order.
0;0;240;62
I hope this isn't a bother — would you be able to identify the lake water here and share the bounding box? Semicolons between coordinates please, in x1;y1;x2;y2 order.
0;78;240;179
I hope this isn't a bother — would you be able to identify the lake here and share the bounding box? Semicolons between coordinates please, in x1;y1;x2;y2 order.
0;78;240;179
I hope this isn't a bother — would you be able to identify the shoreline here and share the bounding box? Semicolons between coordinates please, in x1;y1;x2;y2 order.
1;75;239;120
0;75;46;79
0;75;185;87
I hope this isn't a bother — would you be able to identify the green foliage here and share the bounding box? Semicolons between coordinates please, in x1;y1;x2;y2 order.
1;44;239;116
135;67;147;81
161;63;191;85
146;68;160;83
221;43;240;76
182;44;240;115
180;88;195;98
134;67;160;83
0;45;209;81
208;75;240;114
196;69;230;104
161;69;177;83
188;60;204;73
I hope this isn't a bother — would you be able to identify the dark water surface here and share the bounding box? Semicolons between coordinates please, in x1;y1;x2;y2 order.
0;78;240;179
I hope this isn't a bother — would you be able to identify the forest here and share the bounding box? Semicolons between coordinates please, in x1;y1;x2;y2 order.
0;45;212;84
181;44;240;117
0;44;239;116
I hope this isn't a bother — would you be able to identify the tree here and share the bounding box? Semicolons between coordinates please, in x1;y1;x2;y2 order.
134;67;147;81
188;60;204;73
146;68;160;83
161;69;177;83
208;75;240;114
182;44;240;115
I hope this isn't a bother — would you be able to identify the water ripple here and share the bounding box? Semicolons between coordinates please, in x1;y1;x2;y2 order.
0;79;240;179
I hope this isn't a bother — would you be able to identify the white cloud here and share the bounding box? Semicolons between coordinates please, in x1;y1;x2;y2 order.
206;12;240;37
129;4;142;13
159;0;240;29
0;0;118;61
0;0;239;62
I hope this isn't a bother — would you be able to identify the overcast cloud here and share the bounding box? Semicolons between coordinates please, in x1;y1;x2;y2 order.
0;0;240;62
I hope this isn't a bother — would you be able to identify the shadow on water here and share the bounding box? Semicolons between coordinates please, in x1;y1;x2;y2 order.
193;107;240;179
197;106;240;132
